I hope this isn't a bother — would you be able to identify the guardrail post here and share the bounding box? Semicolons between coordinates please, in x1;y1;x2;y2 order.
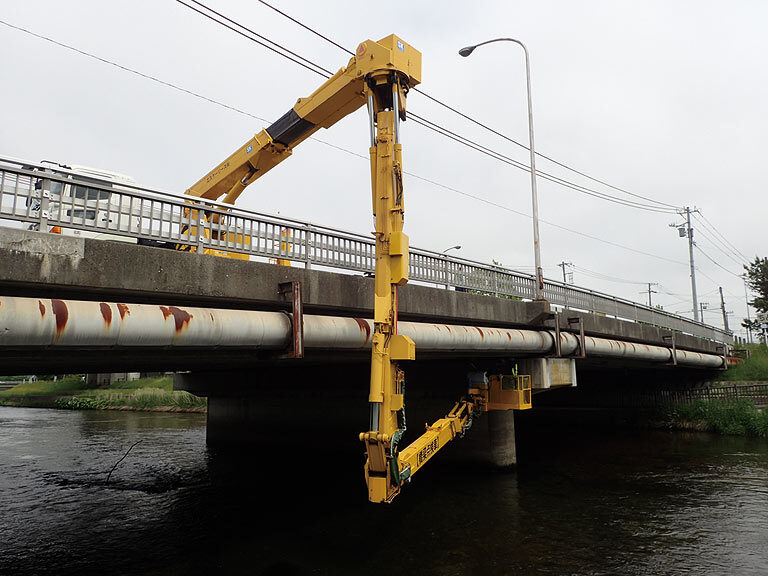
196;212;207;256
37;173;51;231
304;224;312;269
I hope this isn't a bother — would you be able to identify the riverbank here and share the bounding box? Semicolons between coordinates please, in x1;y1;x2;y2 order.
660;398;768;438
0;376;206;412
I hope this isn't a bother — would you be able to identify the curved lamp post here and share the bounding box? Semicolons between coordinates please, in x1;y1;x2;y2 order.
459;38;545;301
441;245;461;289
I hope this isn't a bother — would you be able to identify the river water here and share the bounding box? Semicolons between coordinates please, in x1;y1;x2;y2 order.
1;406;767;575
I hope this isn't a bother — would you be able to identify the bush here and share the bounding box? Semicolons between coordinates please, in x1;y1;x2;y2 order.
55;396;107;410
720;346;768;381
667;399;768;437
88;387;206;410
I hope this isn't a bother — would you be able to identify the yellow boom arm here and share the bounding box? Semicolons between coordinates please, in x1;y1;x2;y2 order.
376;373;533;496
185;35;421;206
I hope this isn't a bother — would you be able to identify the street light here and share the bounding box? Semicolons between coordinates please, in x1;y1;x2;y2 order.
459;38;545;301
440;245;462;290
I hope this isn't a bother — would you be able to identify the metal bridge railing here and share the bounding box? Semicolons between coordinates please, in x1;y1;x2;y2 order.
0;156;733;345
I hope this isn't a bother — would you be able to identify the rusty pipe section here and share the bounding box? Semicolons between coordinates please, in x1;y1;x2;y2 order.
0;297;723;368
0;297;291;348
555;332;723;368
305;317;723;368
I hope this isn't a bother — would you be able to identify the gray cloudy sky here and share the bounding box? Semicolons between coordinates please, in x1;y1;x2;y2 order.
2;0;765;337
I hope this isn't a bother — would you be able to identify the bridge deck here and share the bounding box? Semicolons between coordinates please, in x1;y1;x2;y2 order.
0;228;722;358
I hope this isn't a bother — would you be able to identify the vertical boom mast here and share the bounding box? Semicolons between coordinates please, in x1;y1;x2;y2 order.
358;38;421;503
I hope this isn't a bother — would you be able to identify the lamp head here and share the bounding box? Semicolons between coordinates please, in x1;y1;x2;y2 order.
458;45;475;57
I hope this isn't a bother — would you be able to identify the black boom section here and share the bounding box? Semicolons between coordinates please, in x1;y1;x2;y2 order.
266;109;315;147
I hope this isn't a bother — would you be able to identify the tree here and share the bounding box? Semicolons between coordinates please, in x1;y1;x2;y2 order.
744;257;768;342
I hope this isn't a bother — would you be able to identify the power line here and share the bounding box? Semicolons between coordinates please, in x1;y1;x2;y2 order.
0;17;689;267
254;0;681;212
697;211;750;262
175;0;331;77
0;19;273;124
257;0;354;56
692;212;749;265
570;265;649;285
693;225;747;268
184;0;678;214
409;113;677;213
695;244;742;277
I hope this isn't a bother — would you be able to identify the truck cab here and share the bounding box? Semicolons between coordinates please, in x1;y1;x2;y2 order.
32;161;139;243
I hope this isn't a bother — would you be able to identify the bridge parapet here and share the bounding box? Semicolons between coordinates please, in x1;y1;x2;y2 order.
0;157;732;345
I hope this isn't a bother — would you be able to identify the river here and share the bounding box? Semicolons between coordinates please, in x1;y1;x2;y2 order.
1;406;766;575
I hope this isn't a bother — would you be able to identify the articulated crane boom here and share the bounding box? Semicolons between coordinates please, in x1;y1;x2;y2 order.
182;35;496;503
178;35;418;261
181;36;419;237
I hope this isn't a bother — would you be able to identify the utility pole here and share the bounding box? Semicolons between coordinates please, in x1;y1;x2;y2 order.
557;261;572;284
645;282;658;308
700;302;708;322
671;207;700;322
719;286;730;332
743;274;753;343
685;207;700;322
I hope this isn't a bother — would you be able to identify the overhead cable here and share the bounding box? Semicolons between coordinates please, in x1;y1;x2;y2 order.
695;245;742;278
254;0;682;211
180;0;678;214
692;212;749;265
693;225;747;268
0;18;687;267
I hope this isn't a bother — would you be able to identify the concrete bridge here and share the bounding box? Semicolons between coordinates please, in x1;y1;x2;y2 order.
0;227;729;461
0;157;732;470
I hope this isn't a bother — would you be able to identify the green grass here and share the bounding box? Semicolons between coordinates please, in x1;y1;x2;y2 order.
0;376;85;397
86;387;205;410
101;376;175;391
719;345;768;381
665;398;768;437
0;375;205;412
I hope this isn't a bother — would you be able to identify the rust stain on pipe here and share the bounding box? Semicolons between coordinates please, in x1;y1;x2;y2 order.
160;306;193;332
38;300;45;317
51;299;68;336
99;303;112;326
353;318;371;342
474;327;485;339
116;303;130;320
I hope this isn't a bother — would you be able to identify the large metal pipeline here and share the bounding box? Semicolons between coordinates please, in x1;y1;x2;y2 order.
0;296;724;368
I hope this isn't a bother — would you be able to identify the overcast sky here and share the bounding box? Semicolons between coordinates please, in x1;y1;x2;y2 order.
2;0;765;337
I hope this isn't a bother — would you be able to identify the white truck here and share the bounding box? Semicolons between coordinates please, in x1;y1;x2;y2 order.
30;161;142;243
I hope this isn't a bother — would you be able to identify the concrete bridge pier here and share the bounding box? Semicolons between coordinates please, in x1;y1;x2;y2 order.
176;362;520;470
487;410;517;467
